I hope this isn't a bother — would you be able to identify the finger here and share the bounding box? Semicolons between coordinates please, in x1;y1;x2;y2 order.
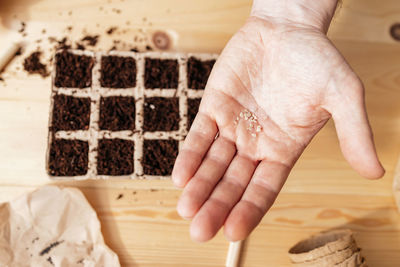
328;78;384;179
172;112;218;188
176;136;236;219
190;154;257;242
224;159;290;241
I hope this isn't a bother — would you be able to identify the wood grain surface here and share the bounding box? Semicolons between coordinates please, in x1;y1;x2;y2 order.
0;0;400;266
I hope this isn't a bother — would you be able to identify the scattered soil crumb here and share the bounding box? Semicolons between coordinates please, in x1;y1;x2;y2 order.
106;27;117;35
81;35;99;46
23;51;49;77
47;257;54;266
39;240;64;256
49;37;71;50
76;43;85;50
19;22;26;33
112;8;122;14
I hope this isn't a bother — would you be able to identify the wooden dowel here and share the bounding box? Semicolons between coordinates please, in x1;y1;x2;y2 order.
0;39;22;73
225;241;243;267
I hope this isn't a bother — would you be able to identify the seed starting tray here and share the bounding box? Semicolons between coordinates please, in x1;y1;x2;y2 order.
46;49;217;180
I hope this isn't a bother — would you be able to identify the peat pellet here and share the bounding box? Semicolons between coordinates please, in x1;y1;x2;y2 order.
292;242;358;267
144;58;178;89
143;97;179;132
48;139;88;176
289;229;355;263
54;50;94;88
142;139;178;176
335;251;363;267
99;96;135;131
97;139;134;176
187;56;215;89
51;94;91;131
100;56;136;88
187;98;201;130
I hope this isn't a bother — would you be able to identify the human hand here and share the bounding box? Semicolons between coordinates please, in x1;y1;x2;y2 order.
172;0;385;242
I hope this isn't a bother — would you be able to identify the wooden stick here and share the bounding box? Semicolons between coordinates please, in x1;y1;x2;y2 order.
0;39;22;73
225;241;244;267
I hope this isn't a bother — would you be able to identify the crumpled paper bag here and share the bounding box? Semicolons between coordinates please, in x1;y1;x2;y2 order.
0;185;120;267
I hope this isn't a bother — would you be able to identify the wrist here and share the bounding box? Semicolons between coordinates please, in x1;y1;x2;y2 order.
251;0;339;33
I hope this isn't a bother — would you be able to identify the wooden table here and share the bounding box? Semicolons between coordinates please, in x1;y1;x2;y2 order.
0;0;399;266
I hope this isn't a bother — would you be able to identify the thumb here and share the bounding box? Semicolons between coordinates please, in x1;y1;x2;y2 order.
327;76;384;179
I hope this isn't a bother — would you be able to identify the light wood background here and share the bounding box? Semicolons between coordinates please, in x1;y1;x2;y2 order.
0;0;400;266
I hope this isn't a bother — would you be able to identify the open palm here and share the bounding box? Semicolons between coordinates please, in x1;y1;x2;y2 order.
172;17;384;242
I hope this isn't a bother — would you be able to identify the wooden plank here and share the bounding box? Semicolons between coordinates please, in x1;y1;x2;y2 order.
329;0;400;44
0;0;399;266
1;185;399;266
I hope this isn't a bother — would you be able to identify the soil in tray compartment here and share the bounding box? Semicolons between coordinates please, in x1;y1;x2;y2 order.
143;97;179;132
51;94;91;131
100;56;136;88
54;50;95;88
144;58;178;89
187;98;201;130
97;139;134;175
48;139;89;176
187;57;215;89
99;96;135;131
142;139;178;176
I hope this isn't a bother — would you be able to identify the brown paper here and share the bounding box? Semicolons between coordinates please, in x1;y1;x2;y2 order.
0;185;120;267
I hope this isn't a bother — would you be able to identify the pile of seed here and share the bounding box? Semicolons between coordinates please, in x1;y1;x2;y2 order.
234;109;262;137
